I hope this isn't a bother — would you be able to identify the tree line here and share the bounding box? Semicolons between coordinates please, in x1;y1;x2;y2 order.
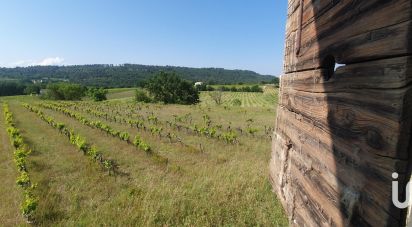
1;71;272;106
0;81;41;96
0;64;277;88
196;84;264;92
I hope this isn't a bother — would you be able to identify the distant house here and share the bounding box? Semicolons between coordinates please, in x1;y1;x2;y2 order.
31;79;43;84
194;82;203;87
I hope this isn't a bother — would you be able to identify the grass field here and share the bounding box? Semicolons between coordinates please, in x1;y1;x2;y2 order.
0;87;287;226
106;88;137;100
106;85;279;108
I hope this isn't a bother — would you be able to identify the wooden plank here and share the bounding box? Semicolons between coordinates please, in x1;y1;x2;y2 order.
278;85;412;159
288;157;399;226
284;0;412;72
281;56;412;92
274;108;408;223
272;127;403;226
287;0;300;19
289;147;344;226
285;5;300;38
275;106;406;189
275;1;412;226
285;20;412;72
286;0;338;39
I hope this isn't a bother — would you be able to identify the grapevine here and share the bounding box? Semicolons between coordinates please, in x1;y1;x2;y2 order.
3;103;38;222
22;103;119;175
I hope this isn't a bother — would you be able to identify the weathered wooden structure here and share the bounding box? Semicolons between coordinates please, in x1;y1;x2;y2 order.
270;0;412;226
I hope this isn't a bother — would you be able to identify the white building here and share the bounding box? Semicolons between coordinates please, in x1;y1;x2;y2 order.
194;82;203;86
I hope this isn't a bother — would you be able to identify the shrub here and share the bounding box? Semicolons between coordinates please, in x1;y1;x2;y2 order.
139;142;151;153
16;172;31;188
87;87;108;101
75;135;88;152
133;135;142;146
135;90;152;103
145;71;199;105
195;83;207;91
21;195;38;218
119;132;130;141
88;146;102;161
250;85;263;92
24;84;41;95
232;98;242;106
209;91;223;105
218;86;230;92
45;83;86;100
21;187;38;220
0;81;26;96
221;131;237;144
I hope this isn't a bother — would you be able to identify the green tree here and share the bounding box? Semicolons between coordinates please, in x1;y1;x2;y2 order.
135;90;152;103
0;81;26;96
24;84;41;95
46;83;86;100
145;71;199;105
87;87;108;101
250;85;263;92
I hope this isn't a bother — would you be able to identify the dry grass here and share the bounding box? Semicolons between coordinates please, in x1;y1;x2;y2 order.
0;93;287;226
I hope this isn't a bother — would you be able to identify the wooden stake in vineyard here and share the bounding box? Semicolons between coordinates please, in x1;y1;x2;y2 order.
270;0;412;226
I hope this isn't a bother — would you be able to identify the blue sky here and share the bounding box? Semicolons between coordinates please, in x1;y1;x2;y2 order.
0;0;287;75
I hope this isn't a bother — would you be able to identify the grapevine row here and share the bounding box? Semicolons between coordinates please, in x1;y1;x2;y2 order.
36;103;169;165
22;103;120;175
83;101;269;141
45;102;200;151
2;103;38;223
65;102;240;144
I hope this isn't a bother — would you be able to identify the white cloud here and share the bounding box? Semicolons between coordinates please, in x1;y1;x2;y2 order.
8;57;65;67
37;57;65;66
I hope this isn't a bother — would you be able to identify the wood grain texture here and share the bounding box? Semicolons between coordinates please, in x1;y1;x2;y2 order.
284;0;412;73
271;0;412;226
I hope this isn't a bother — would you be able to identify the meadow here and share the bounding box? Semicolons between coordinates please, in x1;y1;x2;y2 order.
0;86;288;226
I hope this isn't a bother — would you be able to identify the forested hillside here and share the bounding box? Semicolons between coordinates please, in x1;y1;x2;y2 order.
0;64;276;87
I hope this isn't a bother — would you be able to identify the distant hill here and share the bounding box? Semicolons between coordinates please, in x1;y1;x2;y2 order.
0;64;276;88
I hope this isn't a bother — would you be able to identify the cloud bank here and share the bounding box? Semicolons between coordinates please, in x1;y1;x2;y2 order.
9;57;65;67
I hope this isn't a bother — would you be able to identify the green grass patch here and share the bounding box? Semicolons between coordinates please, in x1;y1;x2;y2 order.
0;91;287;226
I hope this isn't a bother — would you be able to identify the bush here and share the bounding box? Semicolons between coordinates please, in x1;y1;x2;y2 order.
232;99;242;106
145;71;199;105
87;87;108;101
241;86;251;92
214;85;263;93
250;85;263;92
218;86;230;92
135;90;152;103
195;83;207;91
45;83;86;100
209;91;223;105
0;81;26;96
206;86;215;91
24;84;41;95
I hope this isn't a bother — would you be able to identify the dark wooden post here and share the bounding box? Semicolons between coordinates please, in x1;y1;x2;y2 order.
270;0;412;226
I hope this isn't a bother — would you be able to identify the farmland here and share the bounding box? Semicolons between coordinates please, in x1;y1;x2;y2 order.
200;85;278;108
0;86;287;226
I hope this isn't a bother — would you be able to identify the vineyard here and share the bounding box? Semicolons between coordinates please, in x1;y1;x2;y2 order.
0;88;287;226
200;90;278;108
104;85;279;108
